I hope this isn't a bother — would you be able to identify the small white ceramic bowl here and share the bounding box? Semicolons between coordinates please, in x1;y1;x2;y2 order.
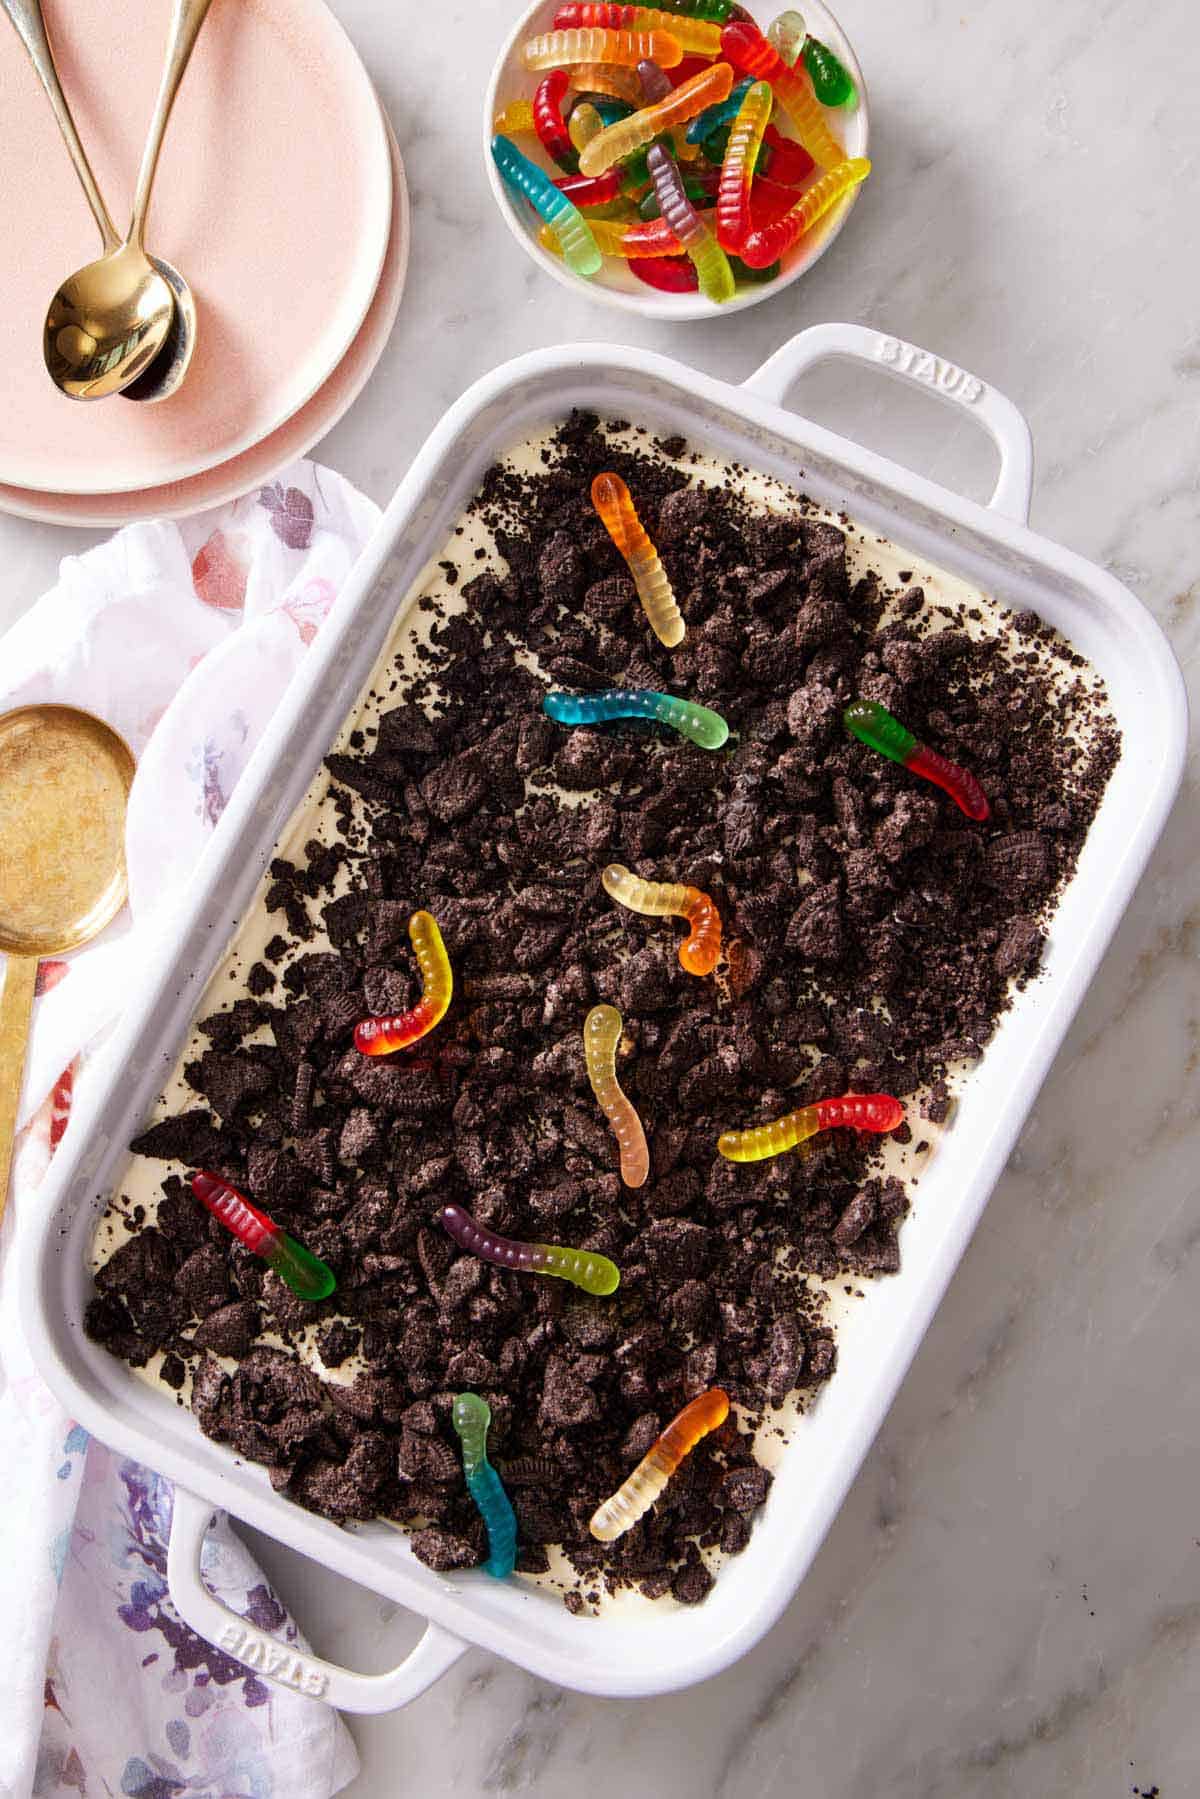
484;0;870;320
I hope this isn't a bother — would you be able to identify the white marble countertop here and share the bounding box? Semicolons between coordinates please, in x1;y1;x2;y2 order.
5;1;1199;1793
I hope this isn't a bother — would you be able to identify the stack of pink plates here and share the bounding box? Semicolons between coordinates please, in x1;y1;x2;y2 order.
0;0;407;526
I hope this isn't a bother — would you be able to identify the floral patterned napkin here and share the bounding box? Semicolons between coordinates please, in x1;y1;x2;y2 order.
0;462;381;1799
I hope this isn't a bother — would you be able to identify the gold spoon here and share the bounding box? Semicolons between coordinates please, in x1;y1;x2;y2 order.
1;0;197;404
42;0;213;402
0;706;134;1223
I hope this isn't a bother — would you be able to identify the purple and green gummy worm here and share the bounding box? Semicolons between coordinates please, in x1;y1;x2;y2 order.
646;142;735;303
543;687;729;749
439;1203;621;1297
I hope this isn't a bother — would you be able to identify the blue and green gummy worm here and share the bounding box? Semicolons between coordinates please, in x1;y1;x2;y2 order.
452;1393;517;1579
543;688;729;750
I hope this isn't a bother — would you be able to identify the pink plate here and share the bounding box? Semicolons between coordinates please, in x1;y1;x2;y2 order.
0;110;407;527
0;0;392;493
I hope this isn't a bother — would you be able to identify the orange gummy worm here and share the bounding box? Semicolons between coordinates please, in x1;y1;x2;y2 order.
591;472;684;647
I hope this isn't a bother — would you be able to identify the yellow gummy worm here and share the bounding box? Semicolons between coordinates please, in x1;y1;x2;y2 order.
569;102;605;155
602;863;722;976
578;61;735;177
584;1004;649;1188
591;471;684;646
493;100;536;136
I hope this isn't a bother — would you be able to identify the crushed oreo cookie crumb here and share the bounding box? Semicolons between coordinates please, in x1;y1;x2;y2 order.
89;416;1120;1608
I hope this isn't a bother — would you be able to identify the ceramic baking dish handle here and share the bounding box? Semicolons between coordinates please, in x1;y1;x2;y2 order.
167;1488;469;1713
743;321;1034;524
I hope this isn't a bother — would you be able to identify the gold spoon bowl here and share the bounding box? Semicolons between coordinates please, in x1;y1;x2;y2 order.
38;0;213;402
0;706;134;1221
45;244;176;400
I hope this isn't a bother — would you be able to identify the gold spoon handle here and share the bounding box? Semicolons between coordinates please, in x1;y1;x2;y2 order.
128;0;214;250
0;0;119;251
0;956;38;1226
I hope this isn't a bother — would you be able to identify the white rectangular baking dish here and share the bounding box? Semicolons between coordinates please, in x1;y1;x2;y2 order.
19;323;1187;1715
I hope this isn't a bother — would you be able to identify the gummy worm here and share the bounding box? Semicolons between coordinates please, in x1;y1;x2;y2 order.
439;1203;621;1297
592;472;685;644
619;140;670;186
648;0;737;17
698;126;798;188
584;1004;649;1188
638;163;719;215
589;1389;730;1541
668;50;724;82
568;99;606;155
743;172;810;227
493;99;537;135
635;196;782;285
760;122;816;185
635;57;702;160
637;54;672;101
452;1394;518;1579
570;194;638;222
578;61;734;176
803;34;856;107
720;20;844;169
568;61;646;102
354;910;453;1056
554;167;625;205
522;27;684;71
701;122;766;176
685;74;753;143
766;8;807;65
716;79;773;251
729;250;781;282
843;698;990;821
635;57;701;158
492;135;603;279
540;213;695;258
738;155;870;266
647;144;734;302
536;214;680;260
554;5;723;56
590;95;637;123
533;70;578;171
633;240;783;292
191;1171;335;1301
630;255;698;292
543;686;729;748
718;1093;905;1162
602;862;721;976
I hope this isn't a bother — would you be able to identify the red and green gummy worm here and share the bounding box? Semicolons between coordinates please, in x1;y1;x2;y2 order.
843;699;990;822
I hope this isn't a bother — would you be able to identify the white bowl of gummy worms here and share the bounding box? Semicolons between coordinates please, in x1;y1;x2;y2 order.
484;0;871;319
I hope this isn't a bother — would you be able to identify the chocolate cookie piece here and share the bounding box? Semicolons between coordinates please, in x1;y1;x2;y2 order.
192;1300;260;1358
